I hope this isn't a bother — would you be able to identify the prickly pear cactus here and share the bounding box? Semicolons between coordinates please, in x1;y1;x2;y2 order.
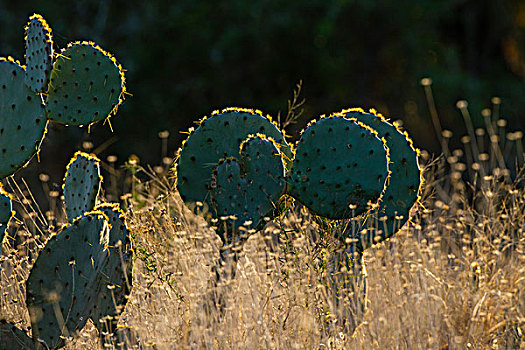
63;151;102;222
0;57;47;179
90;203;133;335
211;134;286;242
287;115;390;219
0;320;36;350
176;107;292;216
26;212;110;349
46;42;125;126
339;109;421;249
0;184;13;254
24;14;53;93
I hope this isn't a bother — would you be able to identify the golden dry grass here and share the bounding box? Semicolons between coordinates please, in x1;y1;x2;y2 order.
1;153;524;349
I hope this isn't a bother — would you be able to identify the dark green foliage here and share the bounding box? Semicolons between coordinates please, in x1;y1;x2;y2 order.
46;42;124;126
0;58;47;179
0;184;13;254
90;203;133;337
26;212;110;349
288;116;389;219
63;151;101;222
211;135;286;242
24;14;53;93
0;320;36;350
176;108;292;215
340;109;421;249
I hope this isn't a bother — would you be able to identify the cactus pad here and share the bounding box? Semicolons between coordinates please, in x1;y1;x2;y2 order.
46;42;125;126
176;107;292;214
0;185;13;254
0;58;47;179
26;212;110;349
91;203;133;333
340;109;421;247
24;14;53;93
210;135;286;242
63;151;102;222
0;320;35;350
288;116;389;219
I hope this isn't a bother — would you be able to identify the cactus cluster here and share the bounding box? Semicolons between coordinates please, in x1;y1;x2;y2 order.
0;12;127;250
0;13;125;183
0;12;126;248
175;107;421;332
175;107;292;242
0;14;131;349
176;107;421;249
0;152;133;349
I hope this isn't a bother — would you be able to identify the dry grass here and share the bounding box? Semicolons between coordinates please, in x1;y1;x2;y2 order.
1;153;524;349
1;88;524;348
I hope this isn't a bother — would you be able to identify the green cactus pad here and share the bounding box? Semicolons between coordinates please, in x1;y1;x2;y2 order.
0;184;13;254
211;134;286;242
288;115;389;219
63;151;102;222
0;320;35;350
340;108;421;248
0;58;47;179
24;14;54;93
26;212;110;349
46;42;125;126
176;107;292;214
91;203;133;333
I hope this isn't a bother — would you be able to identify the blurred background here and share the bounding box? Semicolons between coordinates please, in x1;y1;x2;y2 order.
0;0;524;195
